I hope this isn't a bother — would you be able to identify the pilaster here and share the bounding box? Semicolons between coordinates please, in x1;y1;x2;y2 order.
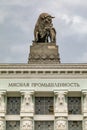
82;91;87;116
54;90;68;130
84;117;87;130
82;91;87;130
20;90;34;130
0;117;5;130
0;91;6;130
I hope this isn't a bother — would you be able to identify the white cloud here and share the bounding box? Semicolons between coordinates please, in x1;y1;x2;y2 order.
12;19;31;33
57;13;87;34
72;16;87;34
0;0;34;6
58;14;72;24
0;0;87;63
11;44;27;54
62;0;87;6
77;52;87;63
0;10;8;24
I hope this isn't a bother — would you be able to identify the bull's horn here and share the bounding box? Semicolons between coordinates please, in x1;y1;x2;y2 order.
51;16;55;18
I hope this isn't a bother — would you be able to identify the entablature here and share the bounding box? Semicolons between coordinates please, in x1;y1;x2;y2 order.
0;63;87;78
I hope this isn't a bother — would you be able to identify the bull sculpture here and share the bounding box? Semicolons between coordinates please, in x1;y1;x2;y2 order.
34;13;56;43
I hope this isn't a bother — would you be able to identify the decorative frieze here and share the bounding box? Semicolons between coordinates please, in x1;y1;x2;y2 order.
0;70;87;76
21;117;33;130
55;117;67;130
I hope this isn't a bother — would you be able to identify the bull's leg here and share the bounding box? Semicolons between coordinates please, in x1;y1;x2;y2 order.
50;28;56;43
34;32;39;42
45;35;49;43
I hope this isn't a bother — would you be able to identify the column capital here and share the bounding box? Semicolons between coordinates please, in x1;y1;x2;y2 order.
54;90;68;95
20;90;34;95
0;90;6;95
82;90;87;95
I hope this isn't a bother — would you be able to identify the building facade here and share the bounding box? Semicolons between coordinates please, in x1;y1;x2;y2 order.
0;63;87;130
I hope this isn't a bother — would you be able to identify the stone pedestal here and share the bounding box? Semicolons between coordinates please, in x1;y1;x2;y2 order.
28;42;60;63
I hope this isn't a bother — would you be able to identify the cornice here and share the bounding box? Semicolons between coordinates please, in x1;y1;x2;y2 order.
0;63;87;78
0;63;87;69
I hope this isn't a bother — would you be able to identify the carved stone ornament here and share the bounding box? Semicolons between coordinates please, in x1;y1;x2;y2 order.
84;117;87;130
0;120;5;130
55;92;67;113
21;118;33;130
34;13;56;43
21;92;34;113
83;93;87;112
55;117;67;130
0;93;5;112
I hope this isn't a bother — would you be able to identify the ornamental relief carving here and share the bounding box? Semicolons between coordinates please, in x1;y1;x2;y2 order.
83;93;87;112
0;120;4;130
21;120;33;130
55;92;67;113
84;120;87;129
0;93;5;112
56;117;67;130
21;92;34;113
84;118;87;130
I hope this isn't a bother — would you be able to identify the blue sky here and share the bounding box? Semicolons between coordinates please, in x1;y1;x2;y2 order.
0;0;87;63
